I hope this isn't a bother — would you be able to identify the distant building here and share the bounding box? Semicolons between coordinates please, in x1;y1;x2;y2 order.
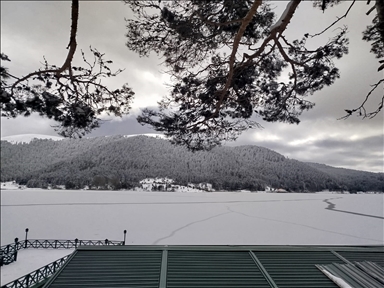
140;177;174;191
188;182;214;192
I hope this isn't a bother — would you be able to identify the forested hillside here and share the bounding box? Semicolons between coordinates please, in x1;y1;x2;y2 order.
306;162;384;193
1;135;383;192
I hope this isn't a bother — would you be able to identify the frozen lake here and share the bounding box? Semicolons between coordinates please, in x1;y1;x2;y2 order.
2;189;383;246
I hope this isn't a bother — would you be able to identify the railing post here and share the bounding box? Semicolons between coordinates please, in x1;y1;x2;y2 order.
24;228;29;248
55;240;58;248
14;238;19;249
14;238;19;262
0;250;3;267
6;244;10;254
75;238;78;249
123;230;127;245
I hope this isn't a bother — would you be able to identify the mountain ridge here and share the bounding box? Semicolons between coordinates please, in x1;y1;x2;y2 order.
1;134;382;192
1;134;64;144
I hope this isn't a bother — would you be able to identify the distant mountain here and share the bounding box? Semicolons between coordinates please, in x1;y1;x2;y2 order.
1;134;383;192
1;134;64;144
122;133;167;139
306;162;384;192
0;133;166;143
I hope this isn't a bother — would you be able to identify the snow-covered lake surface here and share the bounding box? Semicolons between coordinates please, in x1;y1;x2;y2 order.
2;190;383;245
1;190;383;284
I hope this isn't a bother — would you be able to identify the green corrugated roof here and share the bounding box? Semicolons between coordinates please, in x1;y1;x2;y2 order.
316;262;384;288
335;250;384;267
46;250;163;287
166;250;271;288
252;251;344;288
43;245;384;288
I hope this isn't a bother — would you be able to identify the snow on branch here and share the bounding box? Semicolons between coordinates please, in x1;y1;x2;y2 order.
270;0;301;35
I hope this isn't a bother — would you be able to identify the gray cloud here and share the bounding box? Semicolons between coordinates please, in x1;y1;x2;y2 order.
88;115;155;138
313;135;383;151
227;112;383;173
1;114;58;136
1;1;383;173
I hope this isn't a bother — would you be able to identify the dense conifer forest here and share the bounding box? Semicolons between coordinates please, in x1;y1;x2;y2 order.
1;135;383;192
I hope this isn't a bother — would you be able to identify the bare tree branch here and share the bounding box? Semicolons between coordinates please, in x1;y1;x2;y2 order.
367;4;376;15
57;0;79;75
338;79;384;120
310;0;356;38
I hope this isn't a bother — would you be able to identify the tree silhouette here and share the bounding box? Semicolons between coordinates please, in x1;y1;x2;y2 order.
1;0;383;147
126;0;353;150
0;0;134;138
311;0;384;120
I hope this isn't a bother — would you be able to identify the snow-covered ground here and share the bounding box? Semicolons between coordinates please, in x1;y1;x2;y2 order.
1;181;26;190
1;249;73;285
1;190;383;284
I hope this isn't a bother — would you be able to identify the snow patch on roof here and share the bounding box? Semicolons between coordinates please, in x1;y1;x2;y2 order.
318;267;353;288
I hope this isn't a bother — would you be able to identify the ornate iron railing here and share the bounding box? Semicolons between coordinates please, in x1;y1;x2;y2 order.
0;241;22;266
1;254;71;288
21;238;123;249
1;237;124;266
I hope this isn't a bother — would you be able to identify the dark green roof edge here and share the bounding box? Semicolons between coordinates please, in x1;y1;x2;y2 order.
76;245;384;252
42;250;78;288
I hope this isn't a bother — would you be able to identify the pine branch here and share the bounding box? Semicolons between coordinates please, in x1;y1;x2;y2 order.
214;0;263;116
215;0;301;116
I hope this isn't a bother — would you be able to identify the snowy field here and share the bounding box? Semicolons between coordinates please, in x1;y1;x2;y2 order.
1;189;383;284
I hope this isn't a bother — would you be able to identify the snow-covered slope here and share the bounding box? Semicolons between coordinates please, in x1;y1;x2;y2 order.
1;134;64;144
123;133;166;139
81;133;167;140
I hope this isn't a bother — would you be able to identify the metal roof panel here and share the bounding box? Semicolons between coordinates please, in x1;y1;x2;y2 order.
45;250;162;288
252;251;344;288
41;245;384;288
166;250;271;288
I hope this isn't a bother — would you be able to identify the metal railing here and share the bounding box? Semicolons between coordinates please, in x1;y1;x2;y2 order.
0;240;21;266
1;229;127;266
1;254;71;288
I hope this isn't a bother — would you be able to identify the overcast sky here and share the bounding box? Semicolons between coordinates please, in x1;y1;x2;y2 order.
1;1;383;173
